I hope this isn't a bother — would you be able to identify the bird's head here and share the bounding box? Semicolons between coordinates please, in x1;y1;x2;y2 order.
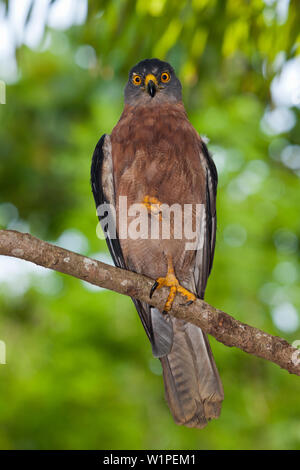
124;58;182;105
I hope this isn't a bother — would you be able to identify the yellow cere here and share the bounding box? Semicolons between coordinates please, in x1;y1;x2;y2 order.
144;74;158;86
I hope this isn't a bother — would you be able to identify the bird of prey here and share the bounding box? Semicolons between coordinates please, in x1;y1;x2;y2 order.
91;58;224;428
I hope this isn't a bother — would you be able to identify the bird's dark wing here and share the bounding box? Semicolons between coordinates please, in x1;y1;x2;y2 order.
91;134;172;357
193;140;218;299
91;134;125;269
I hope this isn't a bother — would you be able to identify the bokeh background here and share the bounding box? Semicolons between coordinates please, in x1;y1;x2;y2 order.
0;0;300;450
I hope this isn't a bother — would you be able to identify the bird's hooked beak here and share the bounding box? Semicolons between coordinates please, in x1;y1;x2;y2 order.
145;74;157;98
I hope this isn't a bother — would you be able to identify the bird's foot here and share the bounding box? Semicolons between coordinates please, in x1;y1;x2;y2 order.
150;272;196;314
142;195;162;218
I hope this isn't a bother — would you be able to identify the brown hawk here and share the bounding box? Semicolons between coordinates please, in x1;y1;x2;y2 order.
91;58;224;428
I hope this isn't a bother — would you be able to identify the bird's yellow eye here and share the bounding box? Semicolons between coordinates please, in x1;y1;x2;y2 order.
161;71;170;83
132;74;142;86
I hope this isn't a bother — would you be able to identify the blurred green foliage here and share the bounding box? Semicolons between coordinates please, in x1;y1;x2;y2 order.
0;0;300;450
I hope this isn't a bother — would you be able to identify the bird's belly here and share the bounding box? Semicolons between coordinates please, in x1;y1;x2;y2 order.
116;156;198;282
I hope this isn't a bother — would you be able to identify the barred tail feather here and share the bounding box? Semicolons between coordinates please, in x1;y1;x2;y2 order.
160;317;224;428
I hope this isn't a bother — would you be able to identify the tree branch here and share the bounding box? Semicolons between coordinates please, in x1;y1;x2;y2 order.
1;229;299;376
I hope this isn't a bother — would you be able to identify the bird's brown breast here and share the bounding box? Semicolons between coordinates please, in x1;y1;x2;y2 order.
110;102;206;281
111;102;206;206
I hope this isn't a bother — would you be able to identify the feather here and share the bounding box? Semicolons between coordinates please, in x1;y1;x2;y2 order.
91;134;173;357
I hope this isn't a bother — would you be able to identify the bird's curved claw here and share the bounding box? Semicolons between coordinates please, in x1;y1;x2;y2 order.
150;280;159;299
180;299;194;307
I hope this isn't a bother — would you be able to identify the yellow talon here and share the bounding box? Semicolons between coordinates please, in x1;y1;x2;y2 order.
143;195;196;312
142;195;162;217
149;254;196;313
